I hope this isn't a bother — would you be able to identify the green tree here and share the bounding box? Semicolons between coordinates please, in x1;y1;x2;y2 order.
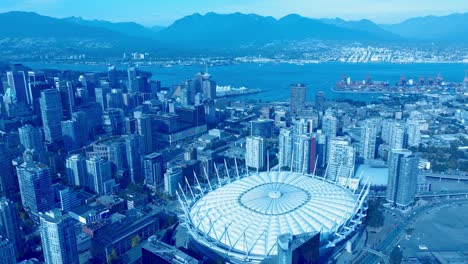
108;248;119;264
131;235;141;247
366;199;385;228
389;246;403;264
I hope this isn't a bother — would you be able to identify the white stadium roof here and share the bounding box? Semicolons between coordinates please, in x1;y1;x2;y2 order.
185;171;361;261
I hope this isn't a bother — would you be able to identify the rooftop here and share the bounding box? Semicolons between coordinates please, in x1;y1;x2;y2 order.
142;236;199;264
188;171;358;258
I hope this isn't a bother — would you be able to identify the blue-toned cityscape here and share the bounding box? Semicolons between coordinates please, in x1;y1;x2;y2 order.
0;1;467;264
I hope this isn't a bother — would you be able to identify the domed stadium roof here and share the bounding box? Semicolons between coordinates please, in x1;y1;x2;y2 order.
186;171;360;261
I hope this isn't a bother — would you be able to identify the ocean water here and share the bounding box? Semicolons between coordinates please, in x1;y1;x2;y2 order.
22;62;467;102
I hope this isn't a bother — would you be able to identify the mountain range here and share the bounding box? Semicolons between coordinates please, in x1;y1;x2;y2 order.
381;13;468;42
0;11;466;55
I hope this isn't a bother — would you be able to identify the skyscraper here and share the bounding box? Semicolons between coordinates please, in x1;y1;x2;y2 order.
103;108;125;136
250;119;274;138
18;125;44;151
201;73;216;99
322;113;337;139
292;118;314;136
381;119;392;143
137;76;149;93
58;82;75;119
6;71;28;104
246;136;266;170
290;84;306;114
144;153;164;191
389;121;407;150
40;89;63;143
86;157;112;195
292;134;312;174
95;87;111;111
0;237;16;264
327;137;355;182
164;166;182;196
204;100;216;125
61;113;87;151
279;128;293;169
308;134;319;175
386;149;419;209
406;119;421;147
180;88;191;106
16;161;54;221
39;209;79;264
58;187;81;211
71;111;88;146
127;67;139;93
106;89;124;109
125;135;144;184
361;120;378;161
65;154;87;187
135;112;154;154
108;65;119;88
61;120;79;151
0;144;16;196
315;131;328;169
0;197;23;259
315;91;325;111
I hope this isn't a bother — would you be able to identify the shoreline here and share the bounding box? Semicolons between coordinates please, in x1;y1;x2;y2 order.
17;60;468;71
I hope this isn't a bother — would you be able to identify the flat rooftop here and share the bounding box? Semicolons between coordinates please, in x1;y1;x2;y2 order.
142;236;199;264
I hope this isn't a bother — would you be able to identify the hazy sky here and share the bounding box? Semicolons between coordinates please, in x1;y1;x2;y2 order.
1;0;467;26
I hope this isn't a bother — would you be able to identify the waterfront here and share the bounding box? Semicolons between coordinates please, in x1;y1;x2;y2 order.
21;62;467;102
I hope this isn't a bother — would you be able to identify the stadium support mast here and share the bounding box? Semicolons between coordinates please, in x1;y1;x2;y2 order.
224;159;231;183
185;177;195;200
193;172;203;193
234;158;240;180
214;163;222;187
203;165;213;191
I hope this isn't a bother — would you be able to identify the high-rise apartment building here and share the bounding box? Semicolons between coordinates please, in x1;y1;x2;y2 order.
246;136;266;170
0;144;16;196
39;209;79;264
292;134;311;174
86;157;112;195
65;154;87;187
389;122;407;150
386;149;419;209
327;137;355;182
361;120;378;161
0;236;16;264
406;119;421;147
16;161;54;221
18;125;44;151
278;128;293;169
322;113;337;139
0;197;23;259
144;153;164;191
164;166;182;196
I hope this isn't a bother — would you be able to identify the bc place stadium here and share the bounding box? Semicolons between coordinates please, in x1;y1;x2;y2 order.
176;161;370;264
